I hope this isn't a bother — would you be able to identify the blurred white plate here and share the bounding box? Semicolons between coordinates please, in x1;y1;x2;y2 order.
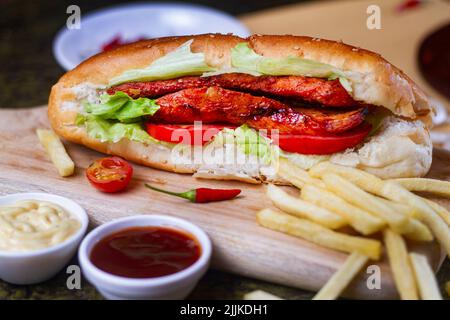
53;2;251;70
430;97;448;126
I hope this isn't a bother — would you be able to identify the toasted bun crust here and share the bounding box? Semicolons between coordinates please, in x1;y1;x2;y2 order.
51;33;432;119
48;34;433;181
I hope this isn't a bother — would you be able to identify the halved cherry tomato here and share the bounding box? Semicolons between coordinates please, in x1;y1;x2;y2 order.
276;123;372;155
146;123;237;145
86;157;133;193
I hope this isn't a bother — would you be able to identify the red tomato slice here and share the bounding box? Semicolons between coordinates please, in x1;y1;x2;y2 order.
146;124;237;145
146;122;371;154
86;157;133;193
276;123;372;155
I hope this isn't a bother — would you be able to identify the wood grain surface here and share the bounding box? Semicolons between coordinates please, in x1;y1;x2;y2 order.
0;106;447;299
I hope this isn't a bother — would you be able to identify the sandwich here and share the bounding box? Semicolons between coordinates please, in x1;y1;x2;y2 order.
48;34;433;183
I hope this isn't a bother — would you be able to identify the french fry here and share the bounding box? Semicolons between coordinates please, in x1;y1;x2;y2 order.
244;290;283;300
257;209;381;260
278;158;325;189
383;229;419;300
376;197;433;242
392;178;450;197
409;253;442;300
310;163;450;256
313;252;369;300
309;162;384;195
300;185;385;235
267;184;346;229
321;173;408;233
277;169;306;190
401;219;434;242
376;197;416;217
382;182;450;257
423;199;450;226
36;129;75;177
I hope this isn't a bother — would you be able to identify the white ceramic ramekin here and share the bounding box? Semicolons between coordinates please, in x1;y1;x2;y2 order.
0;193;89;285
78;215;212;300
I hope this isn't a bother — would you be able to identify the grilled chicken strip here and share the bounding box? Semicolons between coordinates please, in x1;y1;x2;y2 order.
152;87;367;135
108;73;355;107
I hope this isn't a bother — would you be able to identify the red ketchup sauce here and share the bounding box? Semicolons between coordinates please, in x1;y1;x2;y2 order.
90;226;201;278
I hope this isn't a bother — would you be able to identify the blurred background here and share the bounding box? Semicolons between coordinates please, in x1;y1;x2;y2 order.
0;0;449;299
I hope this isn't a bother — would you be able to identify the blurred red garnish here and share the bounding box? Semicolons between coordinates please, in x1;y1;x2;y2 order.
102;35;122;52
101;35;147;52
395;0;423;12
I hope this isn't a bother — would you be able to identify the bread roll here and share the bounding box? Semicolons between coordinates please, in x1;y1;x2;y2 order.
48;34;433;182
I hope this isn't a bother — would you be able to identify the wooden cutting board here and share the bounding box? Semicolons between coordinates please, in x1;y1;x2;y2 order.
0;106;448;299
240;0;450;113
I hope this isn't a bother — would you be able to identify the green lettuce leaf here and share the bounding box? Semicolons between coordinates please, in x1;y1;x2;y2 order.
77;114;157;144
85;91;159;122
233;125;269;159
84;91;129;116
213;125;274;164
231;43;352;92
78;91;160;143
109;40;216;86
201;67;261;77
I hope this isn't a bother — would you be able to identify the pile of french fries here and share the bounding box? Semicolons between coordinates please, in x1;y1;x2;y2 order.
249;159;450;300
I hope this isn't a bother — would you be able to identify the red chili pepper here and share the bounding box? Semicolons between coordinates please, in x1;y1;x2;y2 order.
145;184;241;203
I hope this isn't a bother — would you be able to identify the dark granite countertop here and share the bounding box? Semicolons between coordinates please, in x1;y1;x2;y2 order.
0;0;448;300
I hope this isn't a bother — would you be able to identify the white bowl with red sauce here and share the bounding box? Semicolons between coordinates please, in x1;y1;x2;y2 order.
78;215;212;300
